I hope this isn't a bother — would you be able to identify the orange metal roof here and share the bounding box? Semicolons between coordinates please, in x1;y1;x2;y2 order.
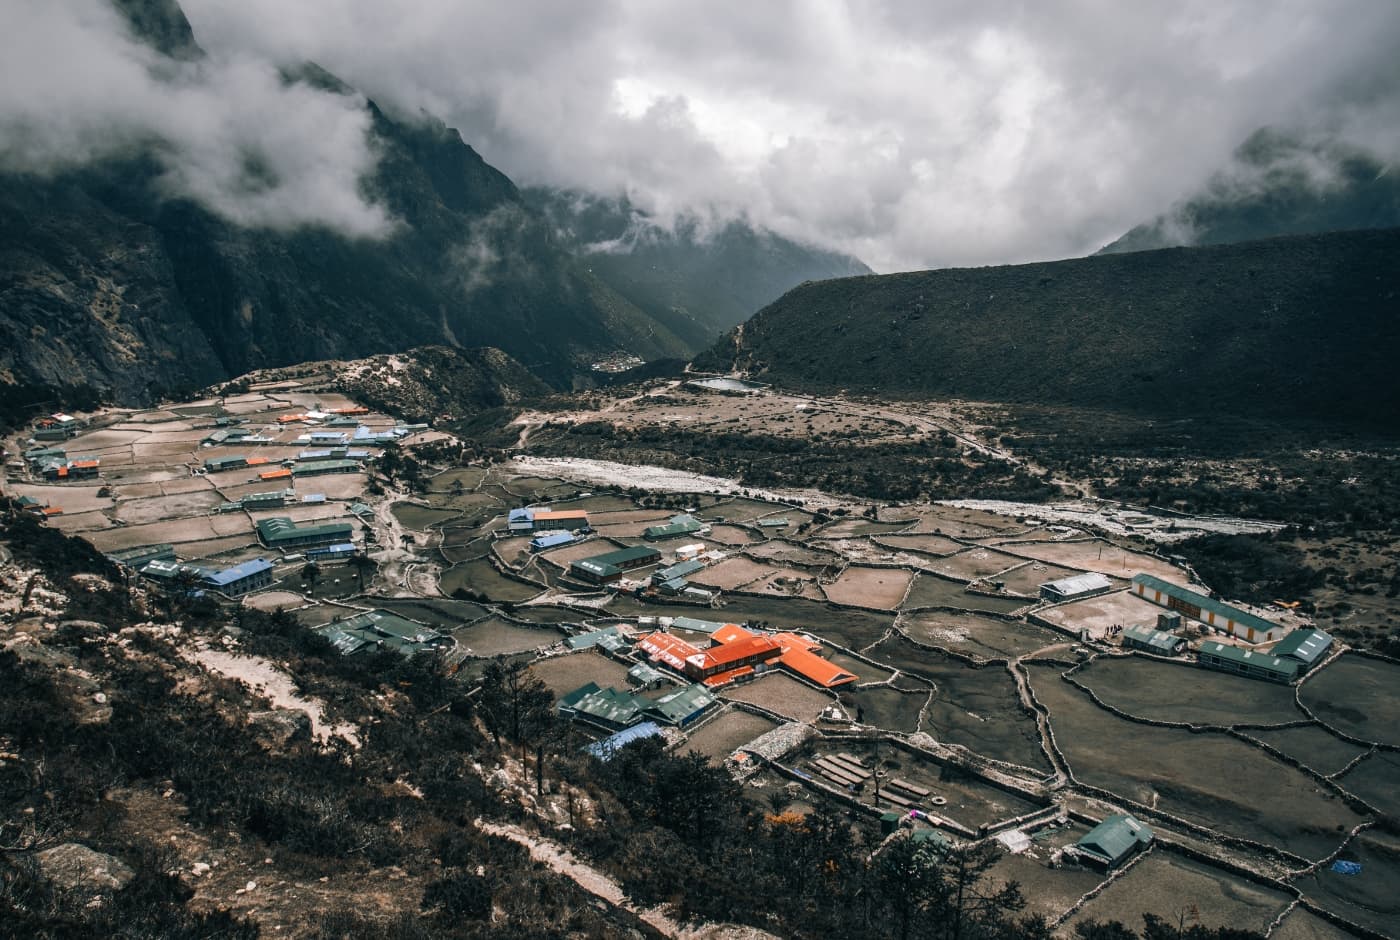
277;414;306;423
246;456;270;465
70;460;99;469
330;406;369;415
56;467;68;477
773;633;858;687
709;623;753;645
702;665;754;687
259;468;292;479
636;632;702;670
693;634;781;670
42;507;64;516
533;509;589;520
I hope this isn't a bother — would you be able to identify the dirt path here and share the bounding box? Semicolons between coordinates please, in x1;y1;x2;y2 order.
476;819;779;940
184;646;360;747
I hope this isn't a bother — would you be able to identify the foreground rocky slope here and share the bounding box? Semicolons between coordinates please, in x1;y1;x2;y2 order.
703;228;1400;429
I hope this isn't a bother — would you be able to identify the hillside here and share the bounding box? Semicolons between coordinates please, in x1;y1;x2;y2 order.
225;345;550;425
704;228;1400;428
526;188;871;350
0;1;687;408
1101;128;1400;254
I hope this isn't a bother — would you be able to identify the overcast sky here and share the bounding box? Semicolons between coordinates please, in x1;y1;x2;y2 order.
6;1;1399;271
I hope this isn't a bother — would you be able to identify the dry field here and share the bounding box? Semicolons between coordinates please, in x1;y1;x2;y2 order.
822;566;915;609
723;674;834;722
1035;590;1163;639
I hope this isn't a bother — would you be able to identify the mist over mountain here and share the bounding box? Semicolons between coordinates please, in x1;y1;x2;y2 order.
1101;128;1400;254
0;0;687;406
703;227;1400;430
526;187;870;349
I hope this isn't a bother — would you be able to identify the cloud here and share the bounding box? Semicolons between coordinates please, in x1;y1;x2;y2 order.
0;0;392;236
15;1;1400;268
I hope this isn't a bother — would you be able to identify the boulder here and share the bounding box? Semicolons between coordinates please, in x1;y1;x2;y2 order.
35;843;134;893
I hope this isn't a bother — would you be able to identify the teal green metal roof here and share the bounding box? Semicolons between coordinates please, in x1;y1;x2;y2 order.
566;626;622;650
1198;641;1299;679
292;459;361;475
572;545;660;578
256;517;355;544
671;617;730;635
1132;574;1279;634
557;682;644;727
1270;629;1333;665
642;684;716;725
1122;623;1182;654
644;515;705;540
317;609;444;657
1077;814;1152;865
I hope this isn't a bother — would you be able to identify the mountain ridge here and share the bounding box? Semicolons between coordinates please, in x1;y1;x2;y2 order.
526;187;871;349
702;227;1400;430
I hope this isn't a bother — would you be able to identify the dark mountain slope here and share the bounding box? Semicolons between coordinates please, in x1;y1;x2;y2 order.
1102;128;1400;254
704;228;1400;428
526;188;871;350
0;1;685;405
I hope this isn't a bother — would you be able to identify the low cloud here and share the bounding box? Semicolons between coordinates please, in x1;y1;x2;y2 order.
13;1;1400;268
0;1;391;237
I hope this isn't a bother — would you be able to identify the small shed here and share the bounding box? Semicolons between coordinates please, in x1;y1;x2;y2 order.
1121;623;1186;656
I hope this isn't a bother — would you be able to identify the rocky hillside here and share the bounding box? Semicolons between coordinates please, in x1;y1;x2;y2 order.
227;345;550;425
0;1;687;408
703;227;1400;429
1101;128;1400;254
527;188;871;350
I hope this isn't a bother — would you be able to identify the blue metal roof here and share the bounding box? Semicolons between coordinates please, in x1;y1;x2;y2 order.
584;721;663;761
531;531;575;549
509;508;535;522
202;558;274;586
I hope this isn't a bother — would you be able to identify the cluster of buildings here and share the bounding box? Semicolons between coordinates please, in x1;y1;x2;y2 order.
316;609;448;657
508;507;591;534
634;623;859;689
108;546;277;598
1039;570;1333;685
23;447;100;481
557;681;717;731
30;413;86;442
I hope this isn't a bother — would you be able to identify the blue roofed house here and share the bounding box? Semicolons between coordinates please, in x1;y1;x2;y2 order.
583;722;664;761
201;558;276;597
531;530;576;551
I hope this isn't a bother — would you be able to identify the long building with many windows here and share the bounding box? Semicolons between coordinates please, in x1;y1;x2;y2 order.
256;517;355;550
1131;574;1282;643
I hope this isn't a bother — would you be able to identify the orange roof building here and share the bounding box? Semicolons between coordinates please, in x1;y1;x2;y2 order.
710;623;753;645
246;456;271;466
277;414;307;424
531;509;591;531
637;624;858;689
773;633;859;688
684;633;782;681
636;632;702;671
259;468;293;480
